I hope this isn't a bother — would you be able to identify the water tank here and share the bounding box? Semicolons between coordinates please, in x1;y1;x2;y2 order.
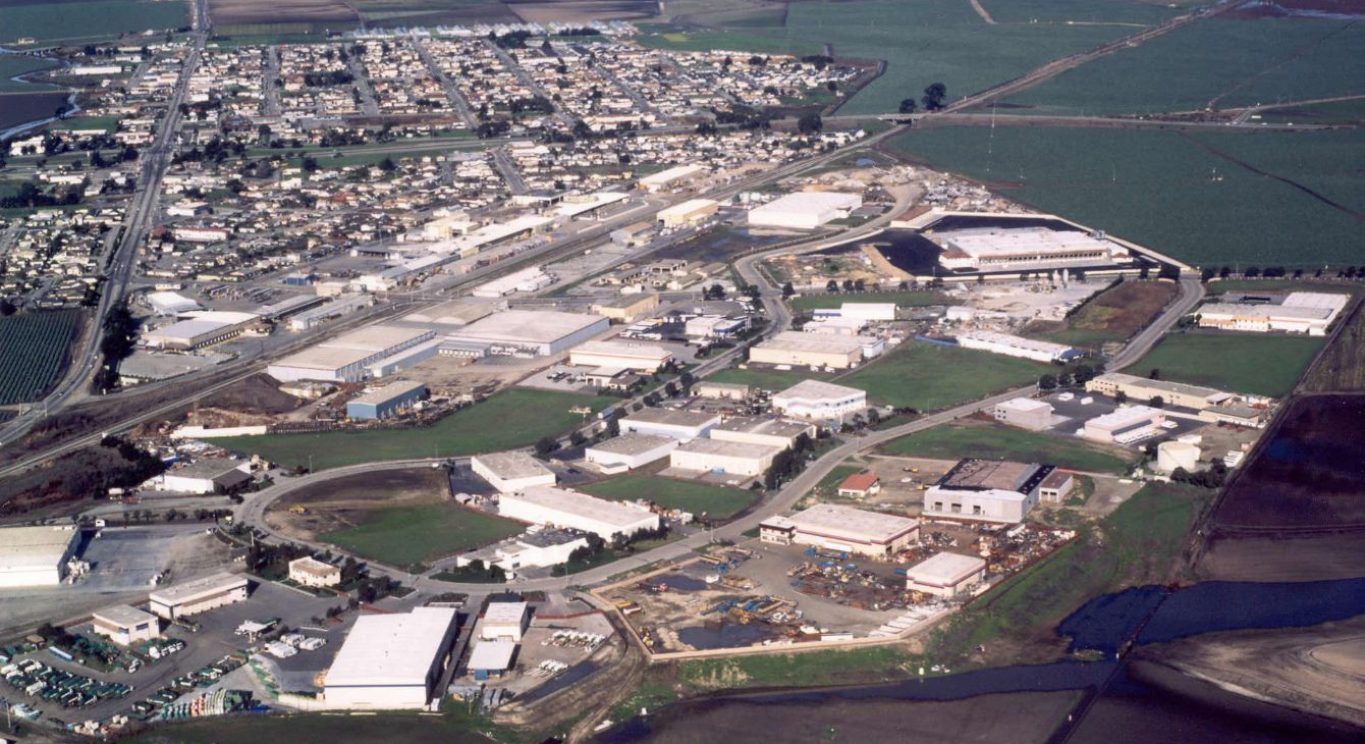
1157;441;1200;473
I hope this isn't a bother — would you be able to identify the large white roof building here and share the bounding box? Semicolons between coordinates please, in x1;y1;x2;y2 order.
1197;291;1348;336
472;451;557;493
584;433;679;472
669;438;783;477
772;379;868;424
956;330;1079;364
619;408;721;442
0;526;81;587
935;226;1127;271
569;340;674;372
268;325;436;383
761;503;919;558
749;331;865;370
904;552;987;597
324;607;459;709
747;192;862;230
498;487;659;541
443;310;608;356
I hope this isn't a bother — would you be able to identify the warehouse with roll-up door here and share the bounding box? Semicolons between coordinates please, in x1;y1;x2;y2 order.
149;573;249;620
323;607;459;709
760;503;918;559
0;525;81;588
443;310;608;357
669;438;783;477
497;487;659;541
268;325;436;383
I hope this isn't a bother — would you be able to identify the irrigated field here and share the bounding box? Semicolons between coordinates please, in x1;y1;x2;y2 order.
207;388;609;470
879;421;1135;474
0;309;84;405
1132;332;1324;398
886;126;1365;269
840;340;1046;410
2;0;188;45
580;474;756;520
321;503;523;569
1029;279;1178;349
1303;302;1365;392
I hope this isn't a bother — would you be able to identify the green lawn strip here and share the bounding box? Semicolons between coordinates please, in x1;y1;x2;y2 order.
879;423;1134;474
207;389;607;470
815;464;863;493
320;504;523;570
580;474;756;520
1132;333;1325;398
706;366;833;392
840;341;1047;410
789;291;956;312
679;645;917;691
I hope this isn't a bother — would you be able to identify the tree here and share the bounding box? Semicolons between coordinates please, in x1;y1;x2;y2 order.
0;299;15;316
569;430;587;447
922;82;947;111
898;98;917;114
781;282;795;298
378;156;396;173
1149;396;1165;409
797;112;823;135
826;279;840;293
1115;390;1128;404
533;436;560;457
1038;374;1058;391
1149;368;1161;380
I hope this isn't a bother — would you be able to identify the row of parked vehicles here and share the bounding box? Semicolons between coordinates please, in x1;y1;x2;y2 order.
2;658;131;709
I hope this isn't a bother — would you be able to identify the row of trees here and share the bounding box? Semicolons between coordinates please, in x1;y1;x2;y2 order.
899;82;948;114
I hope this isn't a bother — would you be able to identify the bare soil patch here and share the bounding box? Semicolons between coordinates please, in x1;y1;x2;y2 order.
265;466;446;541
197;372;305;416
209;0;357;25
1027;279;1178;346
1198;531;1365;582
508;0;658;24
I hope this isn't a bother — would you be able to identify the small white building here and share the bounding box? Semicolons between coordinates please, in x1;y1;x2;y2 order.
324;607;459;709
467;640;517;680
480;601;528;642
498;487;659;542
569;340;673;372
993;398;1056;431
288;557;342;588
694;381;751;401
772;380;868;424
158;458;252;495
709;416;816;450
619;408;721;441
149;573;249;620
760;503;919;559
472;452;557;493
904;552;987;597
91;605;161;646
669;438;783;477
584;433;679;472
1082;405;1166;444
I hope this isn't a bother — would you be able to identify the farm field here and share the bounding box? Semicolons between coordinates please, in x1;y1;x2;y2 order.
788;290;955;313
1132;332;1325;399
1205;279;1362;296
879;421;1135;474
999;17;1365;116
706;365;833;393
321;503;523;569
0;91;68;131
839;340;1046;410
1303;303;1365;393
1;0;188;45
0;56;59;93
123;704;503;743
207;388;608;470
886;126;1365;268
0;310;84;405
580;474;756;520
1029;279;1178;348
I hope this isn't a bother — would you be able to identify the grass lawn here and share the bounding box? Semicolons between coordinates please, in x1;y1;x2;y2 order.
680;645;916;691
581;474;757;520
880;423;1135;474
1132;332;1325;398
321;504;523;570
840;341;1047;410
789;291;955;313
1033;280;1177;349
207;389;608;470
706;366;832;392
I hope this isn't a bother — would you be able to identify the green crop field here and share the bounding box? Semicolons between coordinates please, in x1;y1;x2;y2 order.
1132;332;1325;398
880;422;1135;474
1;0;188;45
1002;17;1365;116
706;365;833;392
320;503;522;569
789;291;955;313
0;310;83;405
207;388;608;470
840;340;1046;410
581;474;757;520
887;126;1365;269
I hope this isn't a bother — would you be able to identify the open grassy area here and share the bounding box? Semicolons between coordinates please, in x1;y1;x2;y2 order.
1032;279;1177;349
207;389;608;470
926;483;1208;666
679;644;917;691
888;126;1365;269
706;365;832;392
1133;332;1325;398
320;503;523;570
0;56;59;93
840;341;1046;410
2;0;188;45
580;474;757;520
1206;279;1362;296
789;290;955;313
1304;304;1365;393
880;422;1135;474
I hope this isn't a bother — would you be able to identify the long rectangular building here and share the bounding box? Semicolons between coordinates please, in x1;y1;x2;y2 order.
0;526;80;588
760;503;918;559
669;438;783;477
1085;372;1235;409
935;226;1127;271
620;408;721;441
569;340;673;372
443;310;608;357
268;325;436;383
148;573;249;620
324;607;459;709
498;487;659;541
347;380;427;420
955;330;1079;364
749;331;865;370
1197;292;1348;336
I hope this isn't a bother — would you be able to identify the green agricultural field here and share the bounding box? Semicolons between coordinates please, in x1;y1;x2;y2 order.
51;114;121;133
1;0;188;45
1002;17;1365;116
680;645;917;691
0;309;83;405
706;366;833;392
789;291;955;313
581;474;757;520
887;126;1365;269
207;389;608;470
1132;332;1325;398
840;341;1046;410
880;422;1135;474
320;503;523;569
0;56;59;93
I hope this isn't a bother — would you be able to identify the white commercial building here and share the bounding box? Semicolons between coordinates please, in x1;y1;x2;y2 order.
443;310;608;357
709;416;816;450
288;557;342;588
619;408;721;442
268;325;436;383
656;198;718;228
747;192;863;230
498;487;660;541
1197;291;1348;336
142;312;260;351
835;302;897;322
480;601;528;642
760;504;919;559
569;341;674;372
922;486;1036;524
934;227;1127;271
149;573;249;620
472;452;557;493
956;330;1080;364
0;526;81;588
584;433;679;472
772;380;868;424
694;381;751;401
471;267;555;298
467;640;517;680
157;458;252;495
324;607;459;709
904;552;987;597
1084;373;1234;410
992;398;1057;431
456;528;590;576
91;605;161;646
1082;405;1166;444
146;291;200;315
669;438;783;477
749;331;866;370
638;164;704;193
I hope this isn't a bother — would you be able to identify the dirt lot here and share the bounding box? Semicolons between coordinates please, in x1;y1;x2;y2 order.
0;445;151;520
265;467;447;541
197;373;305;416
1198;531;1365;582
508;0;658;25
1303;298;1365;392
1027;278;1179;347
209;0;357;25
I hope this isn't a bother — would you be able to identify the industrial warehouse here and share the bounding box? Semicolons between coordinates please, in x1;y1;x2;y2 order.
148;573;250;620
497;487;660;541
955;330;1081;364
267;325;437;383
0;525;81;587
346;380;428;421
747;192;863;230
929;225;1130;272
760;503;920;558
323;607;459;709
472;451;558;493
568;340;674;372
1084;372;1236;410
1196;291;1348;335
772;380;868;423
749;331;867;369
921;458;1052;524
669;438;783;477
584;433;679;472
441;310;608;357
